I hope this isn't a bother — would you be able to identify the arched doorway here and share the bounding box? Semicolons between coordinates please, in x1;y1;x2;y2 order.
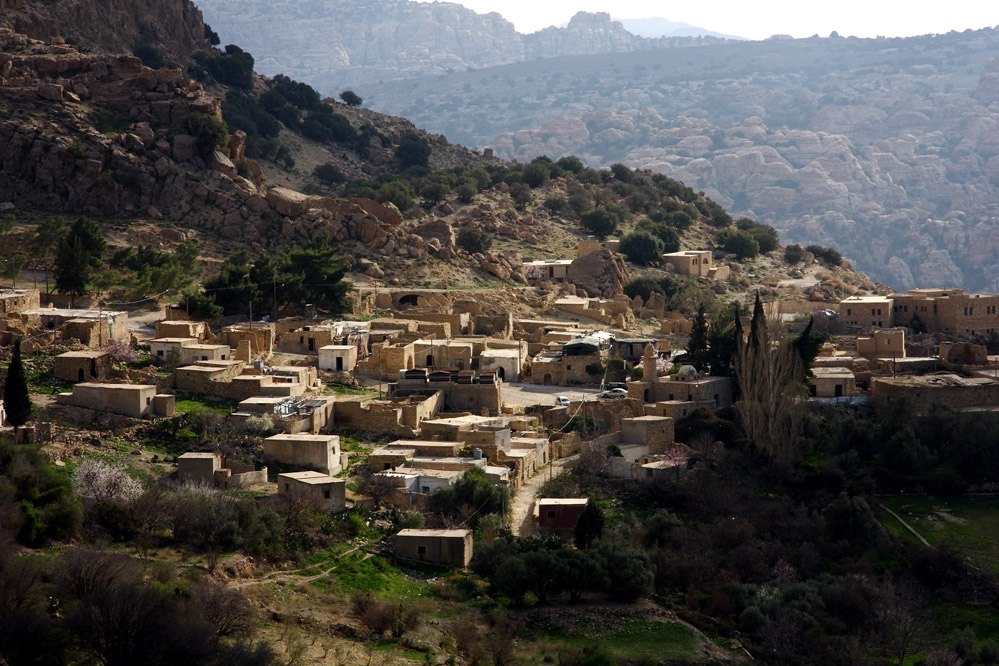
543;373;552;385
497;367;505;381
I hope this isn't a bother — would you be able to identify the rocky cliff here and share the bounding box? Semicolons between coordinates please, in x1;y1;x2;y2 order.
0;0;209;65
365;30;999;292
193;0;720;89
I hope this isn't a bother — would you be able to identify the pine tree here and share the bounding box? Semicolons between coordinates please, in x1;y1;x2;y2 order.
3;340;32;429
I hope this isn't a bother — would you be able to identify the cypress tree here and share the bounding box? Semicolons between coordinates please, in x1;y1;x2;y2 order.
573;499;604;550
688;304;708;368
4;340;32;429
749;292;767;351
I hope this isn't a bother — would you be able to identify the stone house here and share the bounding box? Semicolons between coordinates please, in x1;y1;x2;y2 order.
0;288;40;315
856;328;906;360
531;336;607;386
890;288;999;335
220;322;274;358
154;320;208;340
394;368;503;415
57;383;174;418
391;528;473;568
873;374;999;411
149;337;198;363
177;451;267;488
479;347;524;382
21;307;129;348
413;339;474;371
535;498;589;539
663;250;713;277
333;392;443;436
838;295;893;329
263;433;342;474
524;259;572;283
809;367;857;398
53;350;112;383
232;395;334;434
277;471;346;511
318;344;358;372
620;415;675;453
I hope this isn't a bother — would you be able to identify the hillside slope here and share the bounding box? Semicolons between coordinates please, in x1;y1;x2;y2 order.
362;29;999;292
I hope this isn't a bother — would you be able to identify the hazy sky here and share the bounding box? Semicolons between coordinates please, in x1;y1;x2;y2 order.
438;1;997;40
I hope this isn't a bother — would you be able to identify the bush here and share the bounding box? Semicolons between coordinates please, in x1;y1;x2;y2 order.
185;113;229;155
509;182;532;209
620;231;665;265
312;163;345;187
340;90;363;107
195;44;255;89
375;180;415;211
556;155;586;174
420;181;451;206
456;182;477;203
623;276;682;302
806;244;843;266
457;227;492;254
580;207;621;238
717;228;760;259
636;219;680;252
133;44;165;68
784;244;805;263
395;133;431;169
566;187;594;215
736;218;780;253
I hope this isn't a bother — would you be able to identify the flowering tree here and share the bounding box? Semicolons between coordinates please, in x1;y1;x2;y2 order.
73;459;143;508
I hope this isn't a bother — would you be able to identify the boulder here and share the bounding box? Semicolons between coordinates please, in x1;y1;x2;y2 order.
172;134;198;162
414;218;455;247
567;249;629;298
266;187;312;217
352;197;402;226
36;83;63;101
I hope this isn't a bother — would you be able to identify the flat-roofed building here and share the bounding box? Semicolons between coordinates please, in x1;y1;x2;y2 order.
838;295;893;329
391;528;473;568
277;471;346;511
263;434;341;474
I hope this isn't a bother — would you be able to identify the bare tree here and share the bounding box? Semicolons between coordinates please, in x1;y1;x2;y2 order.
357;473;399;510
735;302;807;466
872;580;927;666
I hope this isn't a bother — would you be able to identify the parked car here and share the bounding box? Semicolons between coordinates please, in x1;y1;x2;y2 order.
597;388;628;399
555;396;570;406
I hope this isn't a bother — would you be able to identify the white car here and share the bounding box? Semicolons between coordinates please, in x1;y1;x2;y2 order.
597;388;628;399
555;396;570;406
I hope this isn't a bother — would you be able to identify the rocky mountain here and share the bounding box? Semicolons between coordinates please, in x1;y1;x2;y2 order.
362;29;999;292
618;17;741;40
0;0;208;66
192;0;725;89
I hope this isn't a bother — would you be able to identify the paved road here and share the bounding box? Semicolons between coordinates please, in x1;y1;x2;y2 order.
502;382;601;409
509;454;577;537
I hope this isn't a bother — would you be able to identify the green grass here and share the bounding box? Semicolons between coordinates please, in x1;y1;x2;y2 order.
310;552;433;601
881;495;999;574
536;620;703;662
323;383;378;397
174;393;235;415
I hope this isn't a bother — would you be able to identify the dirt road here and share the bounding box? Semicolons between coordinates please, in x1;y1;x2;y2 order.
509;454;576;537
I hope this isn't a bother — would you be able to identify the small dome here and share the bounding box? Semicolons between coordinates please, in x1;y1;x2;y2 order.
679;365;697;376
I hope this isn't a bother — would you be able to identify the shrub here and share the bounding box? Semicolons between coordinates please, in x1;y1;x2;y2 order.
580;207;621;238
566;187;594;215
184;113;229;155
717;228;760;259
619;231;664;265
312;163;345;187
806;244;843;266
623;276;682;302
509;182;532;209
456;182;477;203
522;161;551;188
556;155;586;174
395;133;431;169
340;90;363;107
784;244;805;263
736;218;780;253
133;44;165;68
375;180;415;211
636;219;681;252
457;227;492;254
420;181;450;206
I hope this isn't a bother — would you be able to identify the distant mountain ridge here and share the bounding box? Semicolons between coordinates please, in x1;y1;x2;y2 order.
193;0;727;88
617;17;743;40
362;29;999;292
